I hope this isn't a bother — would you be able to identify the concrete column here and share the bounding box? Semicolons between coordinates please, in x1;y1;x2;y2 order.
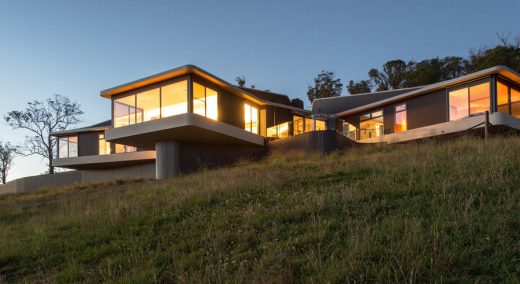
155;140;181;179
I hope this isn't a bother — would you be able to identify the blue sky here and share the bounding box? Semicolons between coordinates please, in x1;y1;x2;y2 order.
0;0;518;180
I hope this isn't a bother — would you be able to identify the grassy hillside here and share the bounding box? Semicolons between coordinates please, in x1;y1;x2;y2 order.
1;137;519;282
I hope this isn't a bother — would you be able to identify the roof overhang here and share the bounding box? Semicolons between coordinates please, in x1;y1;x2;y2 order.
52;151;156;170
335;66;520;118
51;126;110;137
99;65;307;113
104;113;265;150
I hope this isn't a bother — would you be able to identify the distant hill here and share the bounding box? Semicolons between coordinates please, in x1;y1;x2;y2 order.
1;136;519;282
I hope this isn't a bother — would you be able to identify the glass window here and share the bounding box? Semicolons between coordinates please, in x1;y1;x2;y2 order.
58;138;68;159
395;103;407;132
206;87;218;120
359;110;384;140
193;82;206;117
497;81;509;113
266;122;290;139
244;103;259;134
136;88;160;122
114;95;137;127
193;82;218;120
68;137;78;158
98;134;111;155
58;136;78;158
304;118;314;132
511;87;520;118
115;144;136;154
449;87;469;121
315;120;326;131
342;121;357;140
293;115;304;135
469;82;490;115
161;80;188;117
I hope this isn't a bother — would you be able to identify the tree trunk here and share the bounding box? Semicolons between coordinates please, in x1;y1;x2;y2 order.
1;171;5;184
48;157;54;175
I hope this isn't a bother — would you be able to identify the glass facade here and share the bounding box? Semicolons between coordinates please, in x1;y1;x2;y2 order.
161;81;188;117
58;136;78;158
136;88;160;122
293;115;305;135
114;95;139;128
359;110;384;140
496;80;520;118
98;134;111;155
193;82;218;120
342;121;357;140
113;80;188;128
449;80;490;121
115;144;137;154
244;103;259;134
395;103;407;132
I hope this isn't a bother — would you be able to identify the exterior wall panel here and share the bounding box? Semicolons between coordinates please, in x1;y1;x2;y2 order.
383;105;395;134
78;132;99;156
406;89;447;130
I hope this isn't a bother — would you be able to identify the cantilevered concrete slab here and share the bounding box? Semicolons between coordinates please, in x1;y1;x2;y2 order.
52;151;156;170
104;113;265;150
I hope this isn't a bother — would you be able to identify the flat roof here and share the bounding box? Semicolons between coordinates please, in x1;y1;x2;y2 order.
100;64;309;113
51;120;111;137
334;66;520;118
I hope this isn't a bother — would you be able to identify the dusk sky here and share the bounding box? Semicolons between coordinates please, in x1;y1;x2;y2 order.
0;0;518;180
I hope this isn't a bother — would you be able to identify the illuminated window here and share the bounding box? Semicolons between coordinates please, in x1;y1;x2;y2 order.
449;81;490;121
497;81;509;113
161;80;188;117
244;103;259;134
395;103;407;132
449;87;469;121
193;82;218;120
342;121;357;140
114;95;138;127
98;134;111;155
293;115;305;135
469;82;490;115
267;122;290;139
58;136;78;158
304;118;314;132
359;110;384;140
315;120;326;131
512;87;520;118
136;88;160;122
115;144;136;154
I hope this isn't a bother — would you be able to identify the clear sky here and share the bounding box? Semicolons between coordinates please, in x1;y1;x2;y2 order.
0;0;518;181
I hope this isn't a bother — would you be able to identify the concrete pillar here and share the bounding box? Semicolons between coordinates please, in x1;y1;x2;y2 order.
155;140;181;179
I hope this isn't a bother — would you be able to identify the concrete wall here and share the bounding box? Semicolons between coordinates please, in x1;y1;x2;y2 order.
268;130;357;154
0;163;155;196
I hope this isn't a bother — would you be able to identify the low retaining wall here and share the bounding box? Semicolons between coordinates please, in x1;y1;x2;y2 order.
268;130;358;154
0;163;155;196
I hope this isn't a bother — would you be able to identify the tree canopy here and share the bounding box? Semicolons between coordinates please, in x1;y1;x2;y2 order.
307;70;343;103
4;94;83;174
0;141;18;184
347;34;520;95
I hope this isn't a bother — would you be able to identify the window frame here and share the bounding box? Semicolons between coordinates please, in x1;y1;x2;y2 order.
244;103;259;134
448;78;491;121
394;103;407;133
57;136;78;159
111;76;190;128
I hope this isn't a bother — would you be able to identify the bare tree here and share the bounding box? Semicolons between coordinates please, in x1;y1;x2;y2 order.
0;141;18;184
4;94;83;174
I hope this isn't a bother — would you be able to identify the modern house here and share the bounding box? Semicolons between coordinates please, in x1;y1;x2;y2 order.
2;65;520;195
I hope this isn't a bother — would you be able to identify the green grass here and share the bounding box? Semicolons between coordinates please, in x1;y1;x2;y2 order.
1;136;520;283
